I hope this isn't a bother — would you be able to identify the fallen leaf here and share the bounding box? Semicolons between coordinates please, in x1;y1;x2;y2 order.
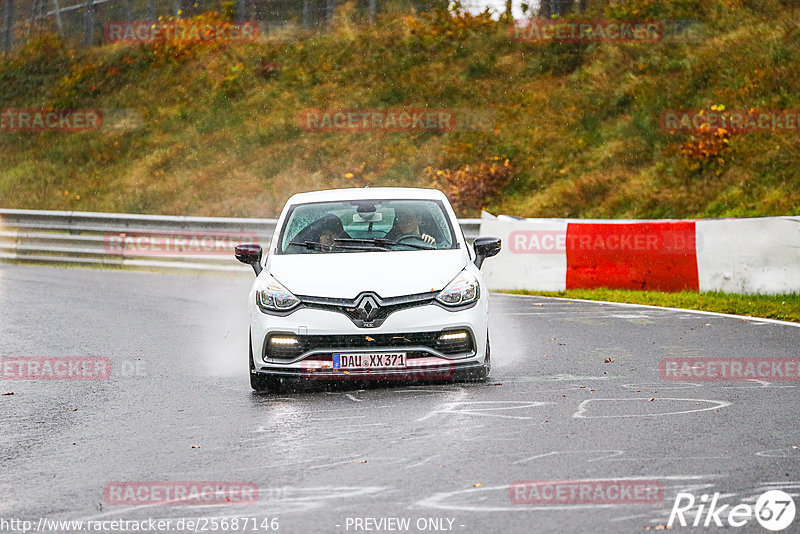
191;445;200;448
792;446;798;450
2;392;13;396
493;382;503;386
359;460;367;463
473;483;482;487
604;358;613;363
533;303;544;307
648;398;655;402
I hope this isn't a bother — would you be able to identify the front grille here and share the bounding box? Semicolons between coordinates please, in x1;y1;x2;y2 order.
263;331;474;361
299;291;436;328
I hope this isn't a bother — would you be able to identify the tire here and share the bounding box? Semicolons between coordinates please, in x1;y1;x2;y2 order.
461;335;490;383
476;336;491;381
249;332;274;392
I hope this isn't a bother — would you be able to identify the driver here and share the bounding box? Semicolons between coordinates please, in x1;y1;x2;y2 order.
385;207;436;245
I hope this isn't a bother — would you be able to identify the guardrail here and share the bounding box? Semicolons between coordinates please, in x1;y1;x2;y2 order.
0;209;481;274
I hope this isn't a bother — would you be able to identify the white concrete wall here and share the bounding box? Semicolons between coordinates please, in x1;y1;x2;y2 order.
480;213;800;295
696;217;800;294
480;212;567;291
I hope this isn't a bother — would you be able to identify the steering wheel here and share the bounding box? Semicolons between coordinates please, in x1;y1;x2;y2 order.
396;234;435;246
396;234;423;242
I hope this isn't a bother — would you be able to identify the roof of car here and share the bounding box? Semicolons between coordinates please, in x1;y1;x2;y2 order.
285;187;448;205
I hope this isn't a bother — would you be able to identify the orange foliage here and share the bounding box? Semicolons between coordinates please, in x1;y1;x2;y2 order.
426;158;513;215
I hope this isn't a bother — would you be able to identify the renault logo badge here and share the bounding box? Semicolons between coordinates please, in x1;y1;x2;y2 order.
355;295;380;322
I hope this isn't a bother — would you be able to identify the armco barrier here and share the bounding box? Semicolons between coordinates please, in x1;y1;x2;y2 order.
480;212;800;295
0;209;481;274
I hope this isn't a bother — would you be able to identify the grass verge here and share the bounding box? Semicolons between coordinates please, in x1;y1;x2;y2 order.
501;289;800;323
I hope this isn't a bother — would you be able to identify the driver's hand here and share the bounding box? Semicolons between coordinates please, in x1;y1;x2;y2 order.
421;233;436;245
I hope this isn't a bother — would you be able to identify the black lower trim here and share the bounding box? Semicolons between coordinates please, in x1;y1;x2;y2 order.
252;360;484;383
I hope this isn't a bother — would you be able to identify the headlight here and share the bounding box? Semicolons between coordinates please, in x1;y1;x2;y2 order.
255;275;300;312
436;270;479;307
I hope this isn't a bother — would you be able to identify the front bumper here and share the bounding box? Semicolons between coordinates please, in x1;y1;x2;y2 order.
249;298;488;382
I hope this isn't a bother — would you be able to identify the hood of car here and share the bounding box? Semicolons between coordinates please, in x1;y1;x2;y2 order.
267;249;468;299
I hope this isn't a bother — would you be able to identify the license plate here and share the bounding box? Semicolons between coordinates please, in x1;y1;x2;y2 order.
332;352;407;369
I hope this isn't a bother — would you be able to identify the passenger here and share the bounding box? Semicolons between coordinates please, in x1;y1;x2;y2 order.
291;214;346;251
313;214;346;249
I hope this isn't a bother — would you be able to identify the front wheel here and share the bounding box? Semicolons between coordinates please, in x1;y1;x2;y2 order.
249;333;275;392
477;337;491;380
461;336;490;382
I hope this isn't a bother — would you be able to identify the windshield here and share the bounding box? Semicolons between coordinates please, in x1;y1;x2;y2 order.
278;199;458;254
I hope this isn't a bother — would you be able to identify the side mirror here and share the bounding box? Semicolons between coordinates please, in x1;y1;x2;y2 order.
235;244;263;276
473;237;501;269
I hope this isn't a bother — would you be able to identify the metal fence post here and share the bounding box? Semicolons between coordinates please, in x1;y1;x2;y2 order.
368;0;376;23
148;0;155;20
302;0;310;28
326;0;335;23
52;0;63;33
237;0;246;20
84;0;94;45
3;0;13;52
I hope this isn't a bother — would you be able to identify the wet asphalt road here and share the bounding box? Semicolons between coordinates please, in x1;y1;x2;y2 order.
1;264;799;534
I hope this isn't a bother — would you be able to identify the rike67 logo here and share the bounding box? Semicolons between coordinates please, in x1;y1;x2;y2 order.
668;490;796;531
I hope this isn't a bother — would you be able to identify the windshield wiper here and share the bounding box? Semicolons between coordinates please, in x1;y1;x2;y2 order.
334;237;435;250
288;240;388;252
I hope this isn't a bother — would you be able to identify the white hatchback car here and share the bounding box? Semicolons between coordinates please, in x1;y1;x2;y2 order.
235;187;501;391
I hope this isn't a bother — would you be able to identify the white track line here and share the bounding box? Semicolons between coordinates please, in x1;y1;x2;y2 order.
498;293;800;328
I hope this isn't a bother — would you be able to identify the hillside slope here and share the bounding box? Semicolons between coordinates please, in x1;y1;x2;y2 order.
1;0;799;218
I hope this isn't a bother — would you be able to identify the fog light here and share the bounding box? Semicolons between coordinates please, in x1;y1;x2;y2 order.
271;336;299;345
266;335;304;361
438;331;468;342
436;330;472;355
